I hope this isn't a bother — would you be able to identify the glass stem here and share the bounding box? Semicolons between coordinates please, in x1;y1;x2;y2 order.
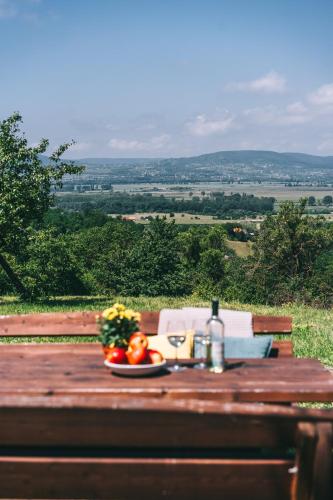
175;346;179;367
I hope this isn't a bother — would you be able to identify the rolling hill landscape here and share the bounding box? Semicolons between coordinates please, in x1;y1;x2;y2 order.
63;150;333;184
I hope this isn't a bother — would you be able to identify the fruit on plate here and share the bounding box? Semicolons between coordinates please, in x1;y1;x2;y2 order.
129;332;148;350
126;346;150;365
106;347;128;364
148;349;164;364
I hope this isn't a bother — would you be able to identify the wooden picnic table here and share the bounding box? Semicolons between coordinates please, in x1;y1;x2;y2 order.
0;343;332;403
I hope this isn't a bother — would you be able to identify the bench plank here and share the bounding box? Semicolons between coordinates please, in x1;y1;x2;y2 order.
0;397;331;500
0;310;293;357
0;457;292;500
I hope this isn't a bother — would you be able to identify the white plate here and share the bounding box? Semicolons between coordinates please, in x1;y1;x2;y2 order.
104;359;167;377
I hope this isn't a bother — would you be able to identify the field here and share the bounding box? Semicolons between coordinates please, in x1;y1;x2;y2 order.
227;240;253;257
57;181;333;203
0;296;332;370
109;181;333;202
114;212;263;226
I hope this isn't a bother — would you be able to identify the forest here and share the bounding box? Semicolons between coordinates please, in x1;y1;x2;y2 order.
57;191;275;218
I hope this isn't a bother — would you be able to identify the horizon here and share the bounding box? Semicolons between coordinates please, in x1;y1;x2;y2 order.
1;0;333;157
65;148;333;161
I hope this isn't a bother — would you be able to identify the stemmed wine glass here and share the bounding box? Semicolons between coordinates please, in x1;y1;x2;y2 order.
166;319;187;372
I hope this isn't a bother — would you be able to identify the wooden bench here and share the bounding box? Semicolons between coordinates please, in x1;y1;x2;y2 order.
0;310;293;356
0;396;331;499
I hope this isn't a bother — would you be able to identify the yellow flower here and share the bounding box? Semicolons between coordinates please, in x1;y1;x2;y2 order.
107;310;118;321
101;304;140;323
114;303;125;311
102;307;114;319
134;312;141;322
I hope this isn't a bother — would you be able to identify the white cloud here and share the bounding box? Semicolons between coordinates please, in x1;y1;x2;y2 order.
227;71;286;93
308;83;333;106
108;134;170;152
244;103;310;126
186;114;234;136
286;101;307;114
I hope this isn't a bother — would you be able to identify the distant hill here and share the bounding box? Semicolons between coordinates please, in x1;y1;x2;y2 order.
59;150;333;183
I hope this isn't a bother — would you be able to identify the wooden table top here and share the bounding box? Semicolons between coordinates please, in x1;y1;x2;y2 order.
0;343;332;403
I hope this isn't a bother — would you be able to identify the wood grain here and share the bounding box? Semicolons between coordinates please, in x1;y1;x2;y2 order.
0;343;331;403
0;397;331;499
0;457;293;500
0;310;292;336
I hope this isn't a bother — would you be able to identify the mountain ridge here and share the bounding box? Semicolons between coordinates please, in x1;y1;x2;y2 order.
51;150;333;183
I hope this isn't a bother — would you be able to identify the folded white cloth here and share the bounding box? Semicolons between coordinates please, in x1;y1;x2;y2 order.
158;307;253;337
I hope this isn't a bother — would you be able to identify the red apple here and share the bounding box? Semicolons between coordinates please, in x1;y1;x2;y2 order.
106;347;127;364
148;349;164;364
129;332;148;350
126;346;149;365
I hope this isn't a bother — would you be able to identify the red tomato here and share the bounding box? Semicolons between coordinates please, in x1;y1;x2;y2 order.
148;349;164;364
106;347;128;364
126;346;149;365
129;332;148;350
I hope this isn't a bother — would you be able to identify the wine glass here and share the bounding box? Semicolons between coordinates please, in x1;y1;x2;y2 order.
166;319;187;372
192;319;210;369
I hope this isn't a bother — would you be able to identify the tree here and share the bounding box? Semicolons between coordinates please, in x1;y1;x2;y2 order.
120;217;190;296
322;195;333;206
307;196;316;206
22;230;86;297
249;199;333;304
0;112;83;297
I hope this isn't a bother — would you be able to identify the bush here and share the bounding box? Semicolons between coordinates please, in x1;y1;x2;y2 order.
21;231;86;298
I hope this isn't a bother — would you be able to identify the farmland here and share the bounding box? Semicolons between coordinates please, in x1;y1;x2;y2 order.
57;181;333;202
108;181;333;202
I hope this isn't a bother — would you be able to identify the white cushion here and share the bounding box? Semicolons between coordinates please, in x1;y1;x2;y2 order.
157;307;253;337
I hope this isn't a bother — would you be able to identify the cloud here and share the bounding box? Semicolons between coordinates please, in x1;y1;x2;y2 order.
244;102;310;126
286;101;307;114
308;83;333;106
227;71;286;93
186;114;234;136
108;134;170;152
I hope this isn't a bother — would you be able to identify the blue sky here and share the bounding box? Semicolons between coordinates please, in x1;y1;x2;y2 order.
1;0;333;157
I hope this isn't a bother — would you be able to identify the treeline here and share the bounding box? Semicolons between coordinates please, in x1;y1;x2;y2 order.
57;192;275;217
1;201;332;307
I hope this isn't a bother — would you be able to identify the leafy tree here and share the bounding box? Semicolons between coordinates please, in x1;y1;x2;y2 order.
0;112;83;296
119;217;190;296
248;200;333;304
21;230;86;297
308;196;316;206
322;195;333;206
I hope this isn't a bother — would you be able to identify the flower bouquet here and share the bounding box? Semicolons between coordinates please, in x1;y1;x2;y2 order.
97;303;164;366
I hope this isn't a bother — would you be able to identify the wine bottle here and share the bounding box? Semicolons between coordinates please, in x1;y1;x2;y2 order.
206;299;225;373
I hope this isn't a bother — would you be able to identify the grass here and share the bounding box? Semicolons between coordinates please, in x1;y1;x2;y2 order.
0;295;332;369
226;240;253;257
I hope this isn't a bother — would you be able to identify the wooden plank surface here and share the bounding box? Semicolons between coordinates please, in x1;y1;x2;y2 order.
0;457;292;500
0;396;332;449
0;343;331;403
0;310;292;336
253;315;292;334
